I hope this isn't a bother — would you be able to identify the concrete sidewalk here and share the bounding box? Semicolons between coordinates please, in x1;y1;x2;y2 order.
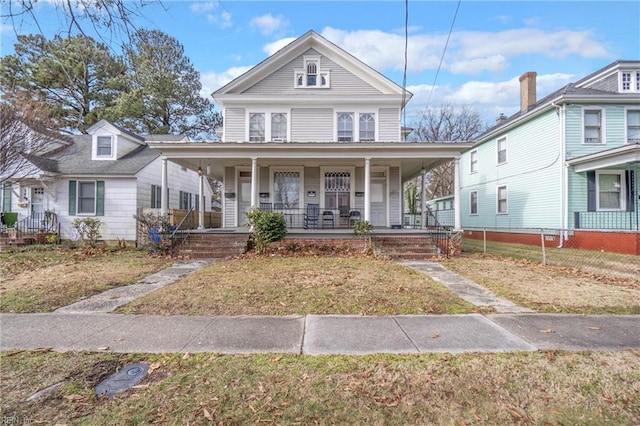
1;313;638;354
1;259;638;355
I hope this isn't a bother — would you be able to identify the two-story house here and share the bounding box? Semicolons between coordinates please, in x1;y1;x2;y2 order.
149;30;472;236
1;120;213;243
458;60;640;255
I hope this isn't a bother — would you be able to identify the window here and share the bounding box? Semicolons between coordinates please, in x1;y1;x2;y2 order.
96;136;113;157
324;171;351;211
179;191;192;210
620;71;640;92
295;56;330;88
497;137;507;164
337;113;353;142
273;171;300;209
470;191;478;215
359;113;375;142
151;184;162;208
584;109;603;144
78;182;96;214
249;113;265;142
69;180;104;216
627;109;640;144
597;171;624;210
470;149;478;173
271;113;287;141
496;185;508;214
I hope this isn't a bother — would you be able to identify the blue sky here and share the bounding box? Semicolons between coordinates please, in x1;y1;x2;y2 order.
1;1;639;126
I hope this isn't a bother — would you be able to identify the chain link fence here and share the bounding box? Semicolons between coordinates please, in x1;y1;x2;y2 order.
461;227;639;281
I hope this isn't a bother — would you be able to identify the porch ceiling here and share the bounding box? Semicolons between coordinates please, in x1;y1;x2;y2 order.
148;141;473;181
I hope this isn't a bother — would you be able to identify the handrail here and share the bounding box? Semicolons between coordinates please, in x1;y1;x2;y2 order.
170;207;195;239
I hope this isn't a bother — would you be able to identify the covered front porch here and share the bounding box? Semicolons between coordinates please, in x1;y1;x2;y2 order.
148;141;473;232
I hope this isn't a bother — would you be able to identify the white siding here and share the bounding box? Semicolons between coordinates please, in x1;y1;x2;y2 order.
223;107;246;141
389;167;401;226
224;166;236;228
378;108;401;141
291;108;333;141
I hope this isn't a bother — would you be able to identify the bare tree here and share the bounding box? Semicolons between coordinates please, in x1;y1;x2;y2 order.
0;103;70;184
1;0;162;43
411;104;485;199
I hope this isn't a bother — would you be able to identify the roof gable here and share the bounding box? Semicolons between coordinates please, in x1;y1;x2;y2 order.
213;30;411;102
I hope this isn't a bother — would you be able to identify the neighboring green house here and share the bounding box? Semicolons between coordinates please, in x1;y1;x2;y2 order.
458;60;639;255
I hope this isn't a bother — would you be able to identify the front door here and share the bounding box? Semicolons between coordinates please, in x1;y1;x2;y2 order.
324;171;351;227
237;173;252;226
370;177;387;226
31;187;45;216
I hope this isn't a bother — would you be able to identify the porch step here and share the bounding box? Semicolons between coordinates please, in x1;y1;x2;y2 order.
174;234;250;259
373;235;441;260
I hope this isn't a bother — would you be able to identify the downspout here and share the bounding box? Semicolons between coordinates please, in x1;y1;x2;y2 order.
552;102;567;247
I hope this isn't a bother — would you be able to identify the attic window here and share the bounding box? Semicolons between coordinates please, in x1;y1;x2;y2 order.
97;136;112;156
295;56;330;88
620;71;640;92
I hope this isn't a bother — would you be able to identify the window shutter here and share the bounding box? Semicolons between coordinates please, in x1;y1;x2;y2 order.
69;181;77;215
96;181;105;216
586;171;596;212
151;185;157;208
2;184;12;211
626;170;635;212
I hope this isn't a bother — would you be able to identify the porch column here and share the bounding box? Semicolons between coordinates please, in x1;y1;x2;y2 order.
251;157;258;208
197;167;204;229
160;156;168;215
421;168;427;229
453;157;461;230
364;157;371;222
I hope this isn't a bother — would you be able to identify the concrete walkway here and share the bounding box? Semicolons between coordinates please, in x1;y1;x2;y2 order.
1;260;638;355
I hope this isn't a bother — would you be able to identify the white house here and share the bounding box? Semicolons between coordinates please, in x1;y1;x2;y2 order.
148;31;472;232
1;120;213;242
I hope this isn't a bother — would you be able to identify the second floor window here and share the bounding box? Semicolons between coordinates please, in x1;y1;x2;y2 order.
497;137;507;164
621;71;640;92
271;113;287;141
249;113;265;142
359;114;375;142
338;113;353;142
584;109;602;144
96;136;113;157
627;110;640;144
470;150;478;173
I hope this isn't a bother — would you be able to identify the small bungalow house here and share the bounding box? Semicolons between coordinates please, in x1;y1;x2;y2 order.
148;31;472;238
458;60;640;255
0;120;213;243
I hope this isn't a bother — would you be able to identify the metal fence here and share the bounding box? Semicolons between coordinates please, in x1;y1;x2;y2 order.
462;227;639;281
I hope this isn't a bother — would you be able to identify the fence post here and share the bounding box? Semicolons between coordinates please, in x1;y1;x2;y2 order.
483;228;487;254
540;229;546;265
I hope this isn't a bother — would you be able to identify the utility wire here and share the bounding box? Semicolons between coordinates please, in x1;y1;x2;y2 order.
401;0;409;127
425;0;461;111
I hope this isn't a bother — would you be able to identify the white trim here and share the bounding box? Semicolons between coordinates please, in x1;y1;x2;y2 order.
333;109;378;142
246;109;291;142
470;149;478;174
595;169;627;211
496;136;508;165
496;184;508;215
582;106;606;145
469;190;478;216
77;180;97;215
625;106;640;144
619;69;640;93
92;134;116;160
319;166;356;210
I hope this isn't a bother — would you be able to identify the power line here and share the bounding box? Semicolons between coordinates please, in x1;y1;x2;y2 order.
401;0;409;127
425;0;462;112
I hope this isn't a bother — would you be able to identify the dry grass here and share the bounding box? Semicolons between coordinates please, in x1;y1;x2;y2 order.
443;253;640;314
0;246;171;313
2;350;639;425
119;257;477;315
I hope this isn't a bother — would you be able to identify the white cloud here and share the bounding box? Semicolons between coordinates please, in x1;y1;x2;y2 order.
263;37;297;56
200;66;253;100
314;26;610;75
191;1;232;28
249;13;288;36
190;1;219;13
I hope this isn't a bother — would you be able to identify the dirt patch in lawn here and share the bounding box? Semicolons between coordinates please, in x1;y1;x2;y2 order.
0;247;171;313
443;253;640;314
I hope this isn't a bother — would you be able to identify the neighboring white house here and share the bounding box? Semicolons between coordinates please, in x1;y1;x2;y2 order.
148;30;472;231
1;120;213;241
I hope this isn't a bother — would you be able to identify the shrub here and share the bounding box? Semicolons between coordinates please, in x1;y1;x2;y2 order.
71;218;102;248
353;220;374;255
245;208;287;253
134;213;173;254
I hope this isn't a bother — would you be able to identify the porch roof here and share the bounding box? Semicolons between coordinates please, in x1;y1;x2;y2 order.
147;141;473;181
567;143;640;173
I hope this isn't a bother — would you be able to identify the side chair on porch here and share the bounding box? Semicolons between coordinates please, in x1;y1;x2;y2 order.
303;203;319;229
322;210;335;228
348;210;361;228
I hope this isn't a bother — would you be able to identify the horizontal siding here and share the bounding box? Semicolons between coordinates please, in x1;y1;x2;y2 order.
303;167;320;206
223;107;245;142
460;109;563;229
244;48;382;95
224;167;236;228
291;108;333;141
378;108;401;141
566;104;628;160
389;167;401;226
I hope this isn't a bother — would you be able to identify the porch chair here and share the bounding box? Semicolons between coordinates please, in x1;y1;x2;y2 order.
322;210;335;228
303;203;320;229
348;210;361;228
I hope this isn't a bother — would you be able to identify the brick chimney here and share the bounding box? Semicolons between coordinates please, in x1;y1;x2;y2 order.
519;71;537;112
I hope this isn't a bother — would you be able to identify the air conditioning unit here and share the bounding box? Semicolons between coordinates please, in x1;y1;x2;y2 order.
272;138;286;142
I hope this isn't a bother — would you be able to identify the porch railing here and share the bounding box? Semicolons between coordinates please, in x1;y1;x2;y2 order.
574;211;639;230
259;206;363;230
